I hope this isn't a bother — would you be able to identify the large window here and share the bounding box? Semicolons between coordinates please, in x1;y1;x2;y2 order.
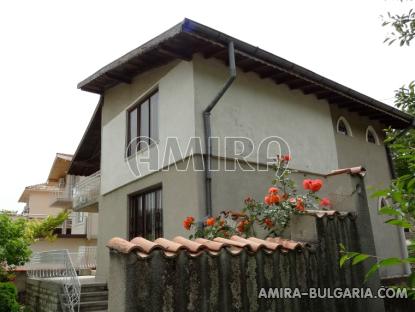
127;90;159;156
128;187;162;240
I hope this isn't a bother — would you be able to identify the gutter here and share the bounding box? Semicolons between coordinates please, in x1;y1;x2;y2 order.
203;41;236;217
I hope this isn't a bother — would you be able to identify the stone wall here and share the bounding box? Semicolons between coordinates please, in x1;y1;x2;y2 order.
25;278;62;312
107;214;385;312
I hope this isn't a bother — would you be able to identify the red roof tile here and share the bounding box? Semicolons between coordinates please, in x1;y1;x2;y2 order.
107;212;355;257
325;166;366;177
107;235;308;257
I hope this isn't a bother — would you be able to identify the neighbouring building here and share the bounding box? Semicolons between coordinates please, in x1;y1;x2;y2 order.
69;18;413;281
18;153;98;256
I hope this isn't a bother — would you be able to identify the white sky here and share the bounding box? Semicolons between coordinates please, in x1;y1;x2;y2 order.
0;0;414;212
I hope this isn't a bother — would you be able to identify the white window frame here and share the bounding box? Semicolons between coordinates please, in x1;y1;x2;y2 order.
366;126;380;145
336;116;353;137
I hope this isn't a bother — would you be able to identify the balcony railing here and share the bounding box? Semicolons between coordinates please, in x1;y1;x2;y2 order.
50;186;73;208
72;171;100;211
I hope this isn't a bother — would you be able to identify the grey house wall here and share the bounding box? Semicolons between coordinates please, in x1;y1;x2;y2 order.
97;56;406;279
329;106;408;277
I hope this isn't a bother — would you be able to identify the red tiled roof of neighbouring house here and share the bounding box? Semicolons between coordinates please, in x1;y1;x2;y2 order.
18;183;60;203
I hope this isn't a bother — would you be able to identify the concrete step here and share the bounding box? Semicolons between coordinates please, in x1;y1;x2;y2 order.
81;283;108;293
79;300;108;312
81;291;108;302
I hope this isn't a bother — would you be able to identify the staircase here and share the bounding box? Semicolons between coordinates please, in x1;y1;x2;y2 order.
60;282;108;312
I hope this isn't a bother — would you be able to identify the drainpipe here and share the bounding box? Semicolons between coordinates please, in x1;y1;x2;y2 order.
203;41;236;217
384;118;415;276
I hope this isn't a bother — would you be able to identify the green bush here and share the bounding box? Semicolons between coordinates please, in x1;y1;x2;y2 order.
0;282;19;312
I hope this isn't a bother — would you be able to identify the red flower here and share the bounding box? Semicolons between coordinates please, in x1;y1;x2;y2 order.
268;186;279;194
237;220;249;233
183;216;194;230
270;194;280;204
264;218;273;228
265;194;280;205
289;197;296;205
205;217;215;226
303;179;323;192
320;197;331;207
310;179;323;192
282;154;291;161
302;179;313;190
296;198;305;212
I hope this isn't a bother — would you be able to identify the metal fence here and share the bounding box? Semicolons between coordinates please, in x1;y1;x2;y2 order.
27;250;81;312
69;246;97;270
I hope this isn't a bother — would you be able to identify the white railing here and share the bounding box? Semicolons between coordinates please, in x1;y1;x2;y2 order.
27;250;81;312
50;186;73;208
69;247;97;270
72;171;100;210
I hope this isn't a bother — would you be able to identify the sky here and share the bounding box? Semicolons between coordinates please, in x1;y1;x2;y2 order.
0;0;414;212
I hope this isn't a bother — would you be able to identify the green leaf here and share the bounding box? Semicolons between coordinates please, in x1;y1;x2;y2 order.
365;264;380;281
379;257;403;267
371;189;389;198
408;273;415;288
339;252;360;267
403;257;415;264
378;207;402;216
391;191;403;202
352;254;370;265
385;219;411;228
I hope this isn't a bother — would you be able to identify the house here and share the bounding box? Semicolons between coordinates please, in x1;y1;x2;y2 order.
70;18;413;282
18;153;98;255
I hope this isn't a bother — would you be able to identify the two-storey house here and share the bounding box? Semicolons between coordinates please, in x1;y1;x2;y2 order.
69;19;414;281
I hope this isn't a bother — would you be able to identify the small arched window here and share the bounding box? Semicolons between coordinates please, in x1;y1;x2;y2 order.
366;126;380;145
336;117;352;136
378;197;389;211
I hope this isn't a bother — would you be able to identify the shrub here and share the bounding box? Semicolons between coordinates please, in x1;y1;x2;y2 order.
0;282;19;312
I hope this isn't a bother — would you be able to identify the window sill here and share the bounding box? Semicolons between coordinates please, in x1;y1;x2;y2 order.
125;141;159;161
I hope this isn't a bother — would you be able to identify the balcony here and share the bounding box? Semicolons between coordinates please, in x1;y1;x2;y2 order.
72;171;100;212
50;186;73;209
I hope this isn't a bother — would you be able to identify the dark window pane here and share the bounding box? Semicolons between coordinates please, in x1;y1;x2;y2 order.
145;192;155;240
150;92;159;142
129;188;162;240
155;190;163;238
338;120;348;136
367;131;376;144
140;100;149;149
129;108;138;155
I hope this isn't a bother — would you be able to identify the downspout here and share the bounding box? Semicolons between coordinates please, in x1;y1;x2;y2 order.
203;41;236;217
384;118;415;276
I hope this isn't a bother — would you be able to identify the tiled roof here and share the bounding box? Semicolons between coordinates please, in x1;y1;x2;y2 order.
107;210;355;257
325;166;366;177
107;235;307;257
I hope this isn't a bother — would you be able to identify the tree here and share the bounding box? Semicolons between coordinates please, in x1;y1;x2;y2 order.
0;211;69;269
383;4;415;46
